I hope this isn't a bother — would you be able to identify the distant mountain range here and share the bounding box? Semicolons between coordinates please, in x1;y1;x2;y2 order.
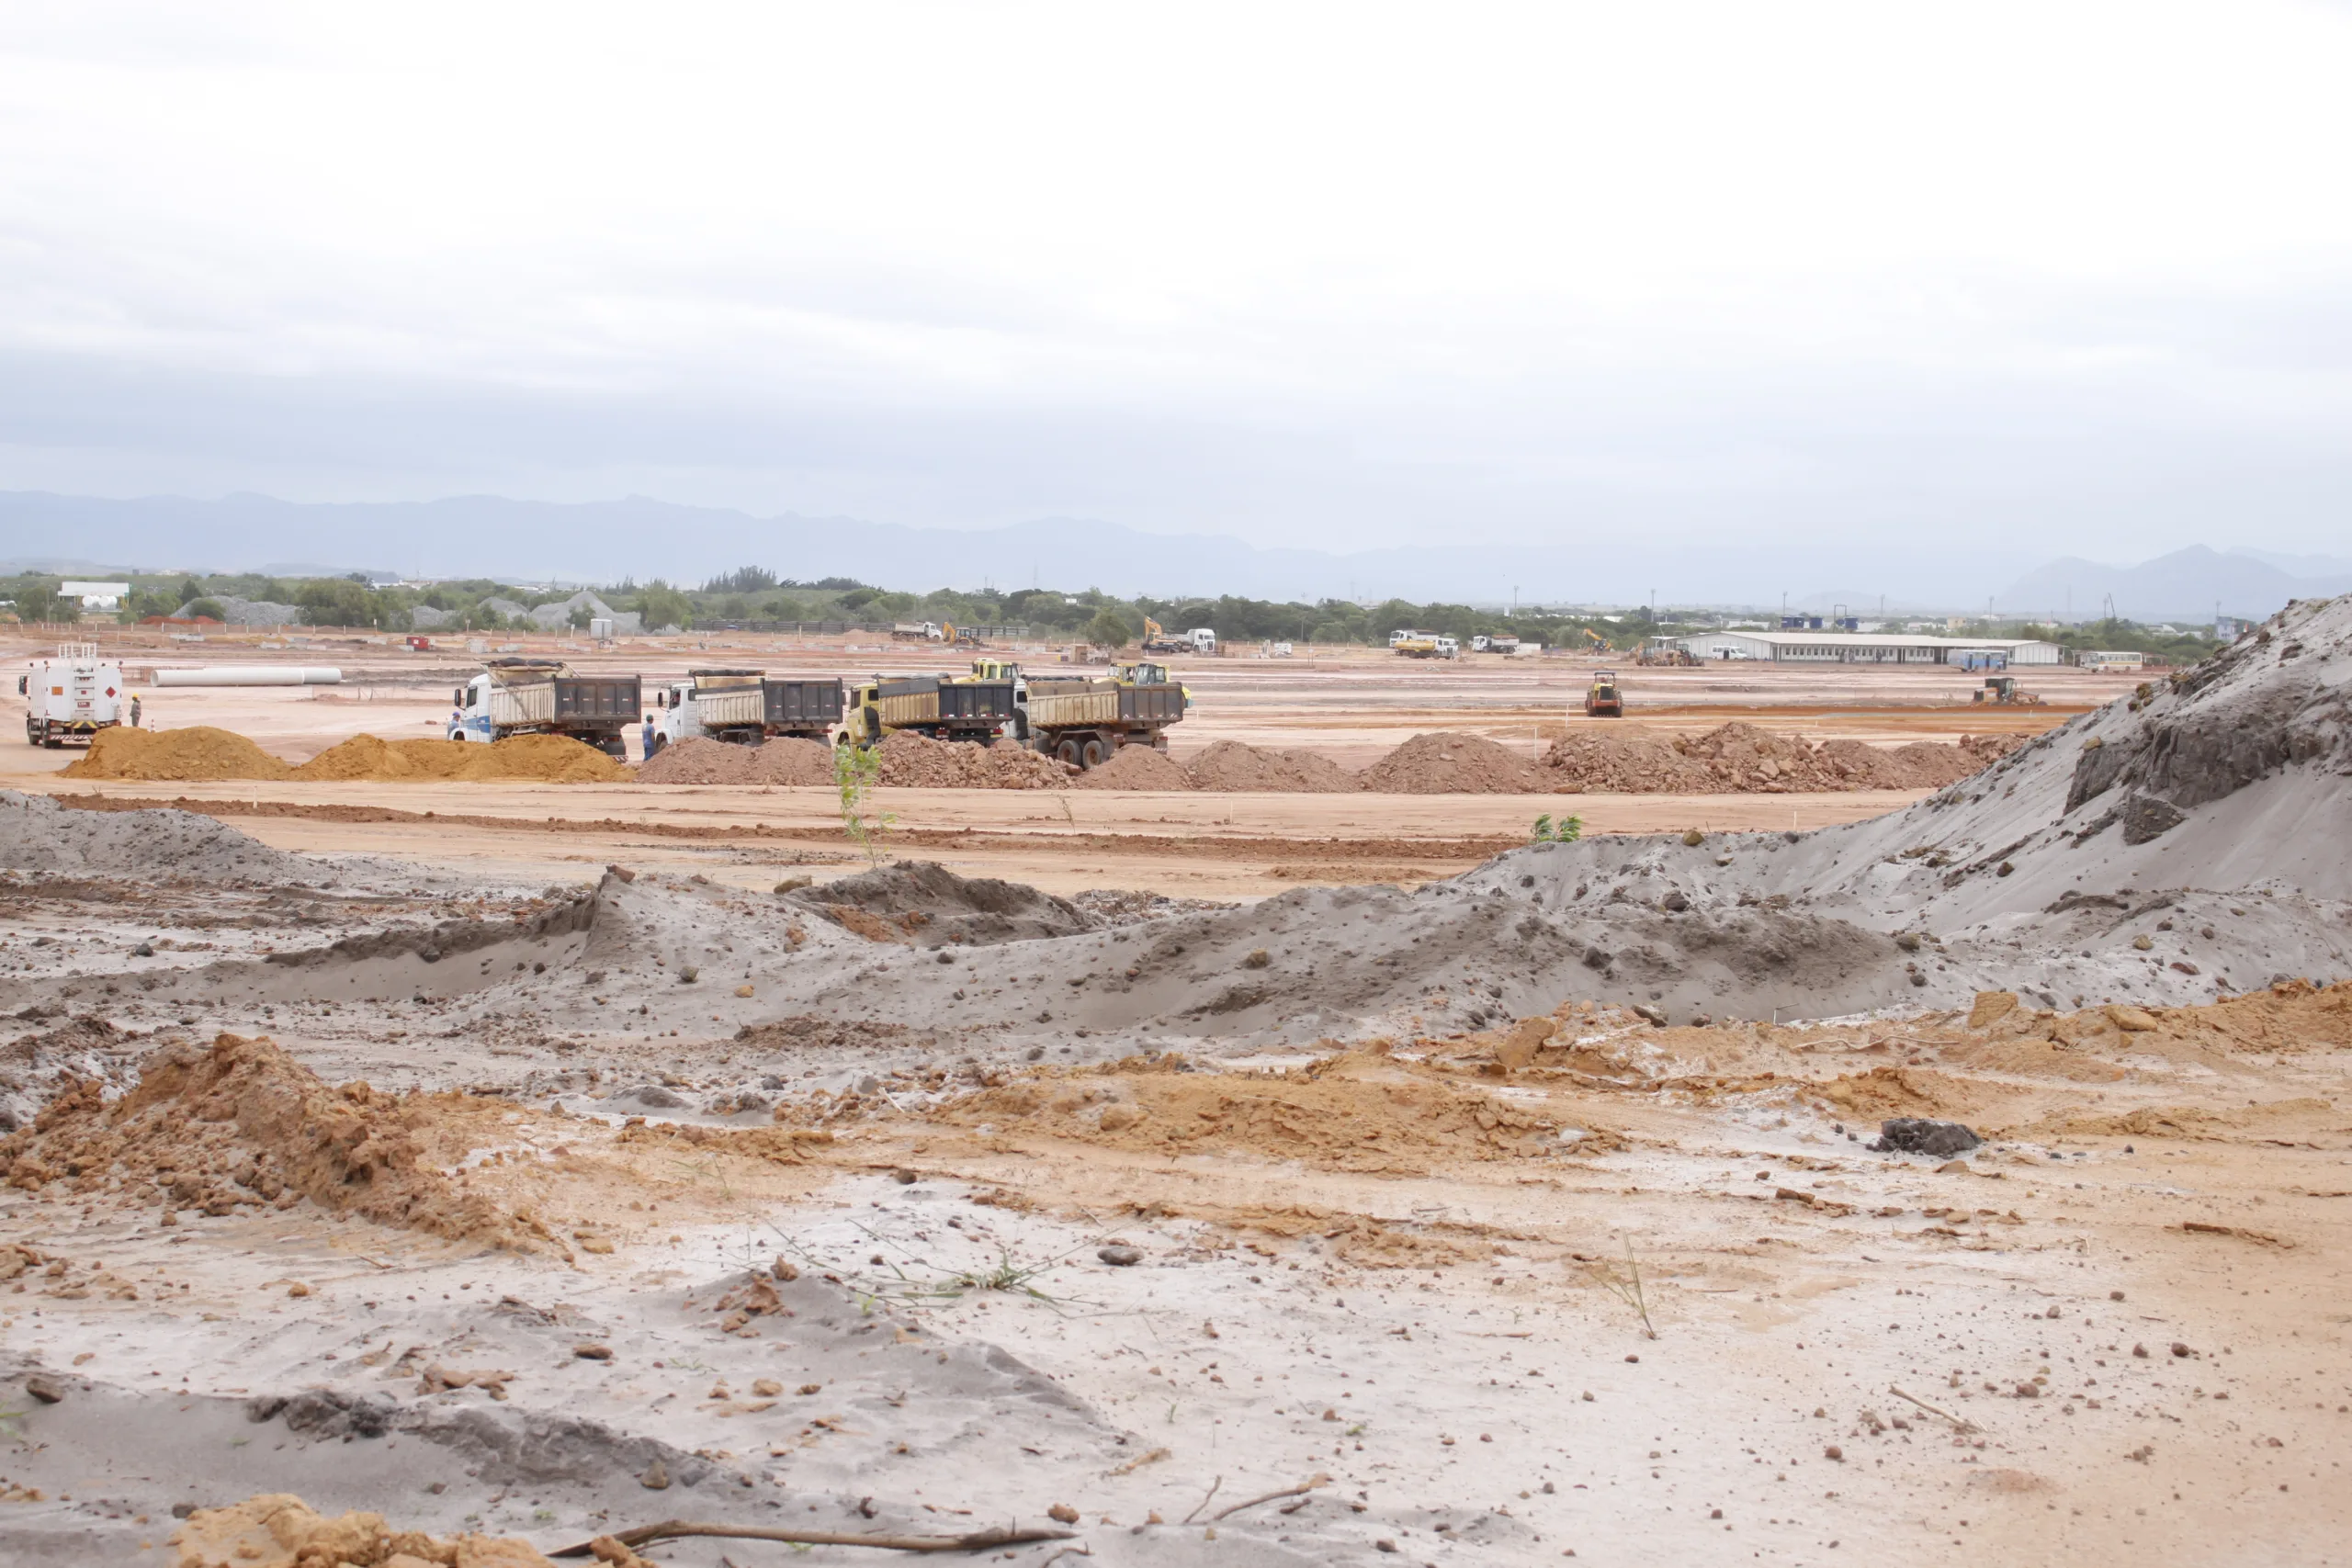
1;491;2343;618
1993;545;2352;623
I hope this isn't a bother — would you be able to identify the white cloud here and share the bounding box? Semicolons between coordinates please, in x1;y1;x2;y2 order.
2;0;2349;569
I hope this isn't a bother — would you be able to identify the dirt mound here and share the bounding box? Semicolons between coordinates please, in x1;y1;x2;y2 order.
62;728;628;784
787;860;1097;946
0;790;324;883
0;1032;552;1251
876;731;1069;789
1182;739;1360;792
1541;726;1713;792
294;732;629;784
172;1494;557;1568
63;725;292;782
937;1054;1567;1173
635;735;834;784
1357;731;1544;794
1073;745;1193;790
1538;723;2002;795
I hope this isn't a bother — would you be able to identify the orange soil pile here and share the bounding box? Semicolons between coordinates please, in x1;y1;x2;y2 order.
1182;739;1360;792
295;732;629;783
876;730;1069;788
173;1494;558;1568
936;1052;1566;1174
0;1032;554;1252
1356;731;1546;794
63;725;292;782
1542;722;2011;795
635;735;833;784
64;728;628;784
1074;744;1193;789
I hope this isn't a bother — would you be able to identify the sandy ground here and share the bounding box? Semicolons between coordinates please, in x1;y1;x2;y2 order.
0;615;2343;1568
6;628;2134;772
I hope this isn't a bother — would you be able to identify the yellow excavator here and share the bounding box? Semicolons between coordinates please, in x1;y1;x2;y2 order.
1580;626;1611;652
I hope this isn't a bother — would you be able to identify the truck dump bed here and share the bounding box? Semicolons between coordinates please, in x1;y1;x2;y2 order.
1027;682;1184;729
873;678;1015;728
763;678;844;729
553;675;641;723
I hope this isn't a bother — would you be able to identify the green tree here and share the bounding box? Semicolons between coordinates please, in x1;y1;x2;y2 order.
7;579;74;624
634;581;692;631
1087;606;1136;649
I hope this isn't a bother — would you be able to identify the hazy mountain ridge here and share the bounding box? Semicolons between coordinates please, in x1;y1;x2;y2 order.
3;491;2338;615
1994;545;2352;623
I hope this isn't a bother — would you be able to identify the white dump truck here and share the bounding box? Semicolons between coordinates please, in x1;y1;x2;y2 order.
449;660;640;759
19;644;130;748
645;669;845;754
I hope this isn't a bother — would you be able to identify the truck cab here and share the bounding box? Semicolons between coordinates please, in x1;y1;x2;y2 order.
646;669;768;753
1184;627;1217;655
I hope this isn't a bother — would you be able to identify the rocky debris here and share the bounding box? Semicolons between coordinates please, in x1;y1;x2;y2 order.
788;861;1098;947
0;1014;146;1134
0;1032;556;1252
1873;1117;1984;1156
170;1493;558;1568
635;735;834;784
1068;888;1238;925
876;731;1070;789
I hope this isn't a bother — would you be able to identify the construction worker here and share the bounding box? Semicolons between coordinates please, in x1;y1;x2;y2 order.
129;695;141;728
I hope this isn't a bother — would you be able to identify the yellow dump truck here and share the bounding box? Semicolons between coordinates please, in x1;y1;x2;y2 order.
1010;660;1188;768
834;673;1019;747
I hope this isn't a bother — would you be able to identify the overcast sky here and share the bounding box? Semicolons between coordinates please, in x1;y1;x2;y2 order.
3;1;2349;573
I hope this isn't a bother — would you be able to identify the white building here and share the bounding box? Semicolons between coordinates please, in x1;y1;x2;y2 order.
1668;631;2062;666
62;581;130;610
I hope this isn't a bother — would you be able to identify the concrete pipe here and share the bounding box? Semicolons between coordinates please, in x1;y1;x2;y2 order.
153;667;344;686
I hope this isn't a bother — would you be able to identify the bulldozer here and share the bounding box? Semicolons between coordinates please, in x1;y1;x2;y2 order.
1972;676;2043;706
1583;669;1624;718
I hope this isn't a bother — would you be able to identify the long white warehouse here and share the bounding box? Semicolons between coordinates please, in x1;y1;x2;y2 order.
1667;633;2060;666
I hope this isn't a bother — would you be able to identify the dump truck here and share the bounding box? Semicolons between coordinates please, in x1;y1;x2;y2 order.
19;644;128;748
1583;670;1624;718
449;660;640;758
834;673;1018;747
646;670;846;752
1971;676;2043;706
1010;659;1188;768
890;622;944;641
1390;630;1456;660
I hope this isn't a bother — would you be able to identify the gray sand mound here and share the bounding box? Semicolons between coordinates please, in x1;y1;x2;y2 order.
788;860;1099;947
1;790;326;884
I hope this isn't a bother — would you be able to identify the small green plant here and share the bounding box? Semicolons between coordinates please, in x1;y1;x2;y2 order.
833;741;893;868
1532;811;1583;843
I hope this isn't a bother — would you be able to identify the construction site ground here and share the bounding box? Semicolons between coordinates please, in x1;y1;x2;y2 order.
2;622;2341;1567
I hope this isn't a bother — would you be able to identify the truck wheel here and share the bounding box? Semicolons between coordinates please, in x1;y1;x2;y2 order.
1080;737;1108;770
1055;738;1080;767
